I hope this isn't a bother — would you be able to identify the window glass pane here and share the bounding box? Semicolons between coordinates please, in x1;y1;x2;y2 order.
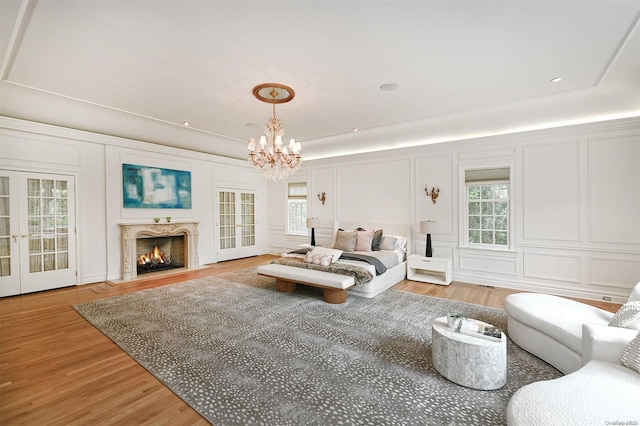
0;237;9;256
56;180;67;196
43;236;56;253
58;199;68;215
468;216;480;229
0;177;8;196
57;236;68;251
0;257;9;277
29;236;42;254
481;216;494;230
468;201;480;215
42;180;54;197
28;179;40;196
481;231;493;244
28;198;40;215
495;201;508;215
57;252;69;269
468;230;481;244
481;185;494;199
0;198;8;216
0;218;9;235
495;216;508;230
29;255;42;273
29;217;41;234
467;186;480;200
495;185;508;199
42;198;54;215
495;232;508;245
481;202;493;215
44;254;56;271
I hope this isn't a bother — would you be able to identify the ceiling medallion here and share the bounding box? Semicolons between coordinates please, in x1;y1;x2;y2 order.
247;83;301;181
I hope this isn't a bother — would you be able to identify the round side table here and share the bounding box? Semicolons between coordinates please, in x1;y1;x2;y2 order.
431;316;507;390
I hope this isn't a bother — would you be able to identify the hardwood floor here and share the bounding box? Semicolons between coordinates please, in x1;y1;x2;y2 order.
0;255;621;425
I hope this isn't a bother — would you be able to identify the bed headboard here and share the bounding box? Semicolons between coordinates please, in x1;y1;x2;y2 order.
333;221;412;256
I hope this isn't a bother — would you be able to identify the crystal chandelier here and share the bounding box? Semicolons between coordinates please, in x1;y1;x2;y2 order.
247;83;302;181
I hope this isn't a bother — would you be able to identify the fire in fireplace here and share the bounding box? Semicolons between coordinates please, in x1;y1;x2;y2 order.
136;236;185;275
139;245;170;266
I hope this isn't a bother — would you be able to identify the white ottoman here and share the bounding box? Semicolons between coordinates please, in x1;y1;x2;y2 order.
431;317;507;390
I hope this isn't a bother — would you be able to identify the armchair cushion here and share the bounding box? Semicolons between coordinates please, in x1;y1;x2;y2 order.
581;324;639;365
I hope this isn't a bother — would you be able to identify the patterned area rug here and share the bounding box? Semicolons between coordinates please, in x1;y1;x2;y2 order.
73;269;561;425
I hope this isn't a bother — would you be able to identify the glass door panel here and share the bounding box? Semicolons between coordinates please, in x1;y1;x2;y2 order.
217;189;257;261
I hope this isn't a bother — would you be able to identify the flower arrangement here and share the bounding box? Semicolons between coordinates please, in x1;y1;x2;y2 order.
446;312;466;332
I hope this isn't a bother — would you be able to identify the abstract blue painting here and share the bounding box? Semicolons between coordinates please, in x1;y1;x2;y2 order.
122;164;192;209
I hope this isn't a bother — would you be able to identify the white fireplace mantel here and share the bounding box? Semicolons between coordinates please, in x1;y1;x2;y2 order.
119;222;199;280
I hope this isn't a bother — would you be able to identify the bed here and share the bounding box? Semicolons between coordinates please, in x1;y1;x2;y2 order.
259;221;410;300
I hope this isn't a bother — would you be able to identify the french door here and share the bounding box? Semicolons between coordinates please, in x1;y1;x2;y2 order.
216;189;257;262
0;170;77;297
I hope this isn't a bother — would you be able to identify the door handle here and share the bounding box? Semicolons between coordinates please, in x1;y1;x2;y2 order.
11;234;18;242
21;234;28;238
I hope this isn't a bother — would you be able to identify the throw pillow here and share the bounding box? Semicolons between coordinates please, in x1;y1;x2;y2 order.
609;301;640;330
379;235;397;251
309;247;343;263
333;230;357;252
371;229;384;251
620;331;640;374
303;252;332;266
355;230;375;252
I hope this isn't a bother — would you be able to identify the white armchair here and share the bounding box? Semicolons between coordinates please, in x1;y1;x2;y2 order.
506;283;640;425
504;282;640;374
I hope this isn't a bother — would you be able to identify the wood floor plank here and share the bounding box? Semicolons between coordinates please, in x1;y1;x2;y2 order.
0;255;622;425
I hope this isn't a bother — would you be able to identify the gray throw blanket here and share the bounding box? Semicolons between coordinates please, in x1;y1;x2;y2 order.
270;257;374;286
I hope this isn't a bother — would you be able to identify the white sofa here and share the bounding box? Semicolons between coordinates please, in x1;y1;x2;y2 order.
504;283;640;374
507;357;640;425
505;283;640;425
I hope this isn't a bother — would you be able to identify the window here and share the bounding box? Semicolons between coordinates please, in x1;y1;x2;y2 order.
465;168;510;248
287;182;307;234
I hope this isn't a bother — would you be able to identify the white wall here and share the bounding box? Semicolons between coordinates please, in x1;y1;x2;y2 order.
1;116;269;284
268;117;640;303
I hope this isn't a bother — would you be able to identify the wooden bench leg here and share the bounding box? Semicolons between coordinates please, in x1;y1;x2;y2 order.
323;288;347;304
276;279;297;292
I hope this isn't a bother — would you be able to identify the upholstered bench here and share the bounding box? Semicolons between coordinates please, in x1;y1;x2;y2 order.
257;264;355;304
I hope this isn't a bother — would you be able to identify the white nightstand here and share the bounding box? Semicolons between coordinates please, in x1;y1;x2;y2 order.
407;254;452;285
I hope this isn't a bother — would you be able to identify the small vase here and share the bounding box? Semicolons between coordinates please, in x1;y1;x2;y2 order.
447;315;464;329
166;217;171;223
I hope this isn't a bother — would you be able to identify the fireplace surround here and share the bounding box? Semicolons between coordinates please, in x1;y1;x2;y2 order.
119;222;199;280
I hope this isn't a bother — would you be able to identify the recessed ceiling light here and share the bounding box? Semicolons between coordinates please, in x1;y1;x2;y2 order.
182;121;190;126
379;82;399;91
353;128;359;132
246;123;260;128
550;77;562;83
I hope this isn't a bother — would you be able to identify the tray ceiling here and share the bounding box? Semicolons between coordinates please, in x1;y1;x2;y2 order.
1;1;639;160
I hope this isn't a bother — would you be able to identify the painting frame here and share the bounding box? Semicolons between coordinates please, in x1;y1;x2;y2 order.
122;163;192;209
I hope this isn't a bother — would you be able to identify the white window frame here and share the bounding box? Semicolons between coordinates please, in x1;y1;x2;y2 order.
459;162;516;252
286;181;308;235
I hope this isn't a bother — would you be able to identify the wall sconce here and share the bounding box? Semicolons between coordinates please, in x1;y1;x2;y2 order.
318;191;326;205
424;185;440;204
